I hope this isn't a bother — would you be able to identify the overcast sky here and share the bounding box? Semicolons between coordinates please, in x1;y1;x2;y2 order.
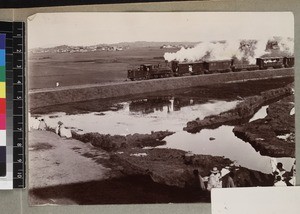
28;12;294;49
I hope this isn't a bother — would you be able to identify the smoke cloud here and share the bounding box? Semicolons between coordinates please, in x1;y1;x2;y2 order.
277;37;294;56
164;37;294;64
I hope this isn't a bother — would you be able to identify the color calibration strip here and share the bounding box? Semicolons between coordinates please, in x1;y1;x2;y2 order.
0;24;13;189
0;21;25;189
0;34;6;181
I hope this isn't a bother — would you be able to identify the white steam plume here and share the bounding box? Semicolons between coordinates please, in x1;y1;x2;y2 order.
277;37;294;56
164;37;294;65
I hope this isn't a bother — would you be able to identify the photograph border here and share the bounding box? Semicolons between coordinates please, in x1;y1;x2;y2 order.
0;0;299;213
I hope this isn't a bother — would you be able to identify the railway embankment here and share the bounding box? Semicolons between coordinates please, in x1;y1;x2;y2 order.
29;68;294;109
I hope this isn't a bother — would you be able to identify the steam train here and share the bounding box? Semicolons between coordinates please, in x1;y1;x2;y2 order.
127;56;294;81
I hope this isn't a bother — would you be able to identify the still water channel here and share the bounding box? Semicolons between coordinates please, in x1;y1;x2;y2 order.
30;94;295;175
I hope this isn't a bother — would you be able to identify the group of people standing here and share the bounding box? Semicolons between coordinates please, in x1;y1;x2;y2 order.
30;117;47;131
194;159;296;192
30;117;72;138
272;160;296;187
195;165;236;192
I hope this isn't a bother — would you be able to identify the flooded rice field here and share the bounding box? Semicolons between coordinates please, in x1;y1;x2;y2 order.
30;77;295;175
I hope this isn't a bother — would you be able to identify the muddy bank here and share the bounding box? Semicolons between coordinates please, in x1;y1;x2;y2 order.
71;130;174;151
112;148;231;188
184;83;294;133
71;130;274;188
233;95;295;157
111;148;273;188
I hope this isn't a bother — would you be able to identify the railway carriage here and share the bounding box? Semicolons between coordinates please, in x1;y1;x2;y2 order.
231;59;259;72
190;62;205;75
127;56;294;81
172;61;190;76
283;57;294;68
171;61;205;76
256;57;284;69
203;60;232;74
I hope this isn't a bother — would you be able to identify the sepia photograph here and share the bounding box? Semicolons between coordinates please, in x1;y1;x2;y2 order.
28;12;295;205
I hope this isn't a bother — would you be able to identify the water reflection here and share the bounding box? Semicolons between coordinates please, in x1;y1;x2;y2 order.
129;97;172;114
173;97;196;111
31;99;239;135
128;96;206;114
157;126;295;174
30;95;295;174
249;105;268;122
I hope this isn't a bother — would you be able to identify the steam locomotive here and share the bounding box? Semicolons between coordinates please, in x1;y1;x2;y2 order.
127;56;294;81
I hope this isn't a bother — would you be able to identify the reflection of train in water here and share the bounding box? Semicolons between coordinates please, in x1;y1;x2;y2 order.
127;56;294;81
129;97;172;114
129;97;204;114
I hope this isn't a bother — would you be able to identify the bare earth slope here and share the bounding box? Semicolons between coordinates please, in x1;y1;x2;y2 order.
29;130;111;189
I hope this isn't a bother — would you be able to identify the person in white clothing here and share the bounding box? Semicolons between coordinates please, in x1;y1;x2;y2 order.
274;176;287;187
30;117;40;130
56;121;72;138
207;167;222;191
38;119;47;131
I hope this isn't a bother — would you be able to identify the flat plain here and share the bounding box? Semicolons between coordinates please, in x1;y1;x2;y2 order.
29;46;178;90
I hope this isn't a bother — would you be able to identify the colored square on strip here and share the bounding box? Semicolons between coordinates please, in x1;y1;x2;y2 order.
0;82;5;98
0;99;5;114
0;50;5;66
0;146;6;162
0;146;6;177
0;163;6;177
0;66;5;82
0;114;5;130
0;34;5;49
0;131;5;146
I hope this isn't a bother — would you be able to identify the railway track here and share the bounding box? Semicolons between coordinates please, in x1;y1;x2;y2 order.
29;68;294;109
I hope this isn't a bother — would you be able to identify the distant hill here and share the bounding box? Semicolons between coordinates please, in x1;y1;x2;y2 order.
29;41;200;53
110;41;199;48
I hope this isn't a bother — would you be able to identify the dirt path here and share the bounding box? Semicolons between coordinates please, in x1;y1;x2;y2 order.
29;130;111;189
